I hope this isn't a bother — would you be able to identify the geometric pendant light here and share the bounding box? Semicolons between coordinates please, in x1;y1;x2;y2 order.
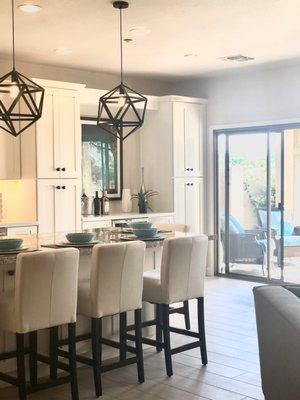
0;0;44;137
97;1;147;141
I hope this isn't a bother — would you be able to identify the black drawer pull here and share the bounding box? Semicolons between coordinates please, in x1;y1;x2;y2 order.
56;167;61;171
62;186;66;190
56;186;61;190
61;167;66;171
8;270;15;276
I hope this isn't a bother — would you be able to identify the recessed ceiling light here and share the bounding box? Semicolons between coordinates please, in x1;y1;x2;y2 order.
18;4;42;13
129;26;151;37
184;53;197;58
54;47;72;55
219;54;255;62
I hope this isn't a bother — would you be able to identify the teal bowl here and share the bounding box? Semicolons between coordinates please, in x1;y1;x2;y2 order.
133;227;158;238
130;221;153;230
66;232;94;244
0;238;23;250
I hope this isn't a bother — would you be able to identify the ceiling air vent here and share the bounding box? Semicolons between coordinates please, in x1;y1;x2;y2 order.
219;54;255;62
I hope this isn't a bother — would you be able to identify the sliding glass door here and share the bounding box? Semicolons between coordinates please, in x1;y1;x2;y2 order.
215;128;284;281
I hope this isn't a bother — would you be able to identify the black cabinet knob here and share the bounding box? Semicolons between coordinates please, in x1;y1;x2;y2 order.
56;186;61;189
61;167;66;171
191;183;194;186
62;186;66;190
56;167;61;171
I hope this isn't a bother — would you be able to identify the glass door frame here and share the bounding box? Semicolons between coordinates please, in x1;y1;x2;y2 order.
213;123;300;283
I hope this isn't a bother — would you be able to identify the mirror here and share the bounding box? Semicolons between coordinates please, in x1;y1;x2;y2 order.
81;117;123;199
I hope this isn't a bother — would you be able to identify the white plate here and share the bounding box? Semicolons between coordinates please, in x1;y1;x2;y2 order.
56;240;101;247
121;235;164;241
0;246;30;254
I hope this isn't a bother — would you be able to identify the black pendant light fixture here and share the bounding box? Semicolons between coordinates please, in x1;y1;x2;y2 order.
97;1;147;141
0;0;44;137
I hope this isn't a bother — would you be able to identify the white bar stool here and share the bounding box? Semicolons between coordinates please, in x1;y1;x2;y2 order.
156;223;191;330
139;235;208;376
0;248;80;400
68;241;146;397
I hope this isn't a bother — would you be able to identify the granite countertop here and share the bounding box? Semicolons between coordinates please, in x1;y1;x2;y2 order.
0;230;216;265
82;212;175;222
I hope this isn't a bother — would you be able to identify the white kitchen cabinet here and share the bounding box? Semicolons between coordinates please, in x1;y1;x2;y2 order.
174;178;204;233
0;132;20;179
37;179;81;233
173;102;204;177
7;225;38;236
36;88;81;179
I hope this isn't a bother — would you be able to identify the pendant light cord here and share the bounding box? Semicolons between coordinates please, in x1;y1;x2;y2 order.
12;0;16;70
119;7;123;84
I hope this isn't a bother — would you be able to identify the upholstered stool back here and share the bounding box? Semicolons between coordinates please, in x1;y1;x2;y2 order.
160;235;208;304
89;241;145;318
13;248;79;334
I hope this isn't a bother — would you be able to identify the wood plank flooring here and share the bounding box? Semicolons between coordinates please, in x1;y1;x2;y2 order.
0;277;264;400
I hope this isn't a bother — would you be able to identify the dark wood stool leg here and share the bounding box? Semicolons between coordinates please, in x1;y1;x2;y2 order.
91;318;102;397
183;300;191;330
162;304;173;377
49;326;59;380
68;323;79;400
119;312;127;361
29;331;37;386
197;297;207;365
156;304;163;352
16;333;27;400
134;309;145;383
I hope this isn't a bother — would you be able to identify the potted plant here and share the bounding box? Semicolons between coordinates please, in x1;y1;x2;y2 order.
132;168;158;214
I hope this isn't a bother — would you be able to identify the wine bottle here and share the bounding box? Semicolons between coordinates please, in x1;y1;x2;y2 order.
101;190;110;215
93;191;101;216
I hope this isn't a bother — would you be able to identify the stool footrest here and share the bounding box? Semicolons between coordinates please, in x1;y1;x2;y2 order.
0;371;18;386
26;376;71;394
169;306;185;315
36;353;70;372
58;332;91;347
126;319;156;331
170;341;201;355
101;337;137;354
169;326;200;338
0;348;30;361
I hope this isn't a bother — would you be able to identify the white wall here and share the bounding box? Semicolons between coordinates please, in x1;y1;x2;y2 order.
0;58;175;97
172;60;300;126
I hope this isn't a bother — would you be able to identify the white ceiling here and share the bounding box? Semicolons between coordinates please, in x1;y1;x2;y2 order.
1;0;300;80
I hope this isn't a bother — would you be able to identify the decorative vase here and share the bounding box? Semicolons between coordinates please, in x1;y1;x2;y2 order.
121;189;132;213
138;199;148;214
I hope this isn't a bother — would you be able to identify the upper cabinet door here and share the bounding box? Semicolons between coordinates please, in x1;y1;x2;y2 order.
36;90;60;179
57;92;81;179
37;88;80;179
173;102;204;177
0;132;20;179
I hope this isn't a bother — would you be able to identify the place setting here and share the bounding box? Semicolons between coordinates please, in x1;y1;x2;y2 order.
120;221;165;242
0;238;38;255
42;232;103;249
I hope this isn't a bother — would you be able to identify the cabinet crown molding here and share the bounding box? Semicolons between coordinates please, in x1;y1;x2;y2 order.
33;79;86;91
158;95;207;104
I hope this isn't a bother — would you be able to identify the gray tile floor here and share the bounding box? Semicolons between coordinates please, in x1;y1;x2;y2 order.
0;277;264;400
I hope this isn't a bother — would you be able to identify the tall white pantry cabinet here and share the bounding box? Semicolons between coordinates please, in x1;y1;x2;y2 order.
140;96;206;233
21;80;84;234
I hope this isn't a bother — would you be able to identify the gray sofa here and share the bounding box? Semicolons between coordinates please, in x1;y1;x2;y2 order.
253;285;300;400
